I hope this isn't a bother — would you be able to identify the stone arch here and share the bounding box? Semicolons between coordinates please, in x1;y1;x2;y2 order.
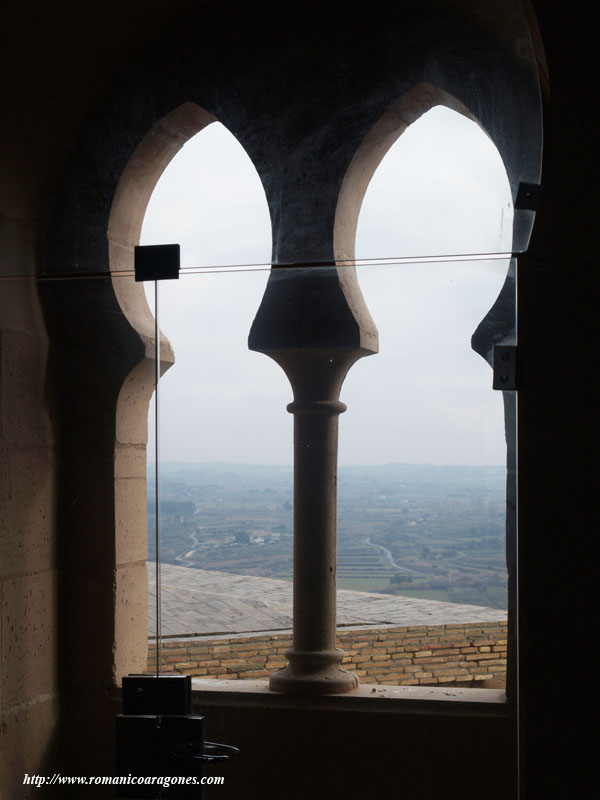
332;79;525;697
334;78;526;362
40;100;222;687
334;83;493;264
108;101;216;339
111;103;254;679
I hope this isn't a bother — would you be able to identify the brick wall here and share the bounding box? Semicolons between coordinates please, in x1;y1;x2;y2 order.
147;621;507;687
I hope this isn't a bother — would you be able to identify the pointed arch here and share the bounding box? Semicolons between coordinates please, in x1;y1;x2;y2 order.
334;83;501;264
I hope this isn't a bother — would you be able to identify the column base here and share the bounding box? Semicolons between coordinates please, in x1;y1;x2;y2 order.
269;648;359;695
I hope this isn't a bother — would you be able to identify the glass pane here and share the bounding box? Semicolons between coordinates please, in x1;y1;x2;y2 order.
146;256;513;689
336;258;513;688
148;269;294;647
19;258;513;689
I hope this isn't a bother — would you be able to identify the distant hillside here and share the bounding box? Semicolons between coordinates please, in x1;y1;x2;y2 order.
147;462;507;610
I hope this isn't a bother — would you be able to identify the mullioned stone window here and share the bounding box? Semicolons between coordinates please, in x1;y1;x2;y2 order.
42;0;542;703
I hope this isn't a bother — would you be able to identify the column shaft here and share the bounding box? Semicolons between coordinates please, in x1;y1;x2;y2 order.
269;396;358;694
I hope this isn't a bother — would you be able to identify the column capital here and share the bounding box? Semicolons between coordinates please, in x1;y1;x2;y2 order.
248;265;379;356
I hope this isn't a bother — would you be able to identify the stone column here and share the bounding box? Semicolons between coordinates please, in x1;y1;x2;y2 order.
249;266;378;694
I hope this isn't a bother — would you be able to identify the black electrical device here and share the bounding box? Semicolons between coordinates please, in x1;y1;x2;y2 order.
116;675;238;799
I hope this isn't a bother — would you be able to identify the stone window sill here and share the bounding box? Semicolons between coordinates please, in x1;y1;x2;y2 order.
191;678;511;716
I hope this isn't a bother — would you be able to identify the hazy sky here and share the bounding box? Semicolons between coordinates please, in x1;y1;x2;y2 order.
141;107;513;466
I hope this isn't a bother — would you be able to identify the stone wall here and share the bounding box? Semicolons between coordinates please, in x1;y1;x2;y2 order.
0;272;61;793
148;621;507;687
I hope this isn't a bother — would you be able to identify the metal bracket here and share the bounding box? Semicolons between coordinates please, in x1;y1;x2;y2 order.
134;244;180;282
515;183;543;211
493;345;519;391
116;675;238;798
115;714;206;798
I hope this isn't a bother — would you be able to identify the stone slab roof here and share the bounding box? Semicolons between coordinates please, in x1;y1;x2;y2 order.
148;563;506;637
